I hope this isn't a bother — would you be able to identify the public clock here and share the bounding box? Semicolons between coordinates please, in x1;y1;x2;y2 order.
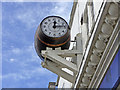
35;16;70;60
40;16;69;38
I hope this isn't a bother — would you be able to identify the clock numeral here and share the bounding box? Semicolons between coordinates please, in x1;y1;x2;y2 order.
48;19;51;22
62;30;64;32
45;29;47;31
64;25;66;28
62;23;65;25
53;34;56;36
45;22;48;24
58;19;60;22
43;25;46;28
49;32;51;34
59;33;61;36
53;18;56;21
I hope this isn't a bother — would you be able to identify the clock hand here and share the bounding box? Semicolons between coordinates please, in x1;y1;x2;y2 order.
53;21;57;29
56;25;66;28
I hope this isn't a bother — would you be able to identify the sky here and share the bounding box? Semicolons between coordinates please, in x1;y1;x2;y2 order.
1;1;73;88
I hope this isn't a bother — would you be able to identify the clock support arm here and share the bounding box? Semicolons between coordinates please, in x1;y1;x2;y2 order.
41;33;83;84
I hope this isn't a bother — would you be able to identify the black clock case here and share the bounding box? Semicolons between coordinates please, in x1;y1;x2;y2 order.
34;22;70;61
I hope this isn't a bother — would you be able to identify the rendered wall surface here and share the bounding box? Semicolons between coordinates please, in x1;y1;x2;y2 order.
58;0;106;88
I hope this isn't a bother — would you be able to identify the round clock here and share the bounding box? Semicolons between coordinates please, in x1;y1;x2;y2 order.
34;16;70;60
40;16;69;38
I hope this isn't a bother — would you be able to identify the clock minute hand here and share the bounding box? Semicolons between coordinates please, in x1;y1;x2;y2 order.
56;25;66;28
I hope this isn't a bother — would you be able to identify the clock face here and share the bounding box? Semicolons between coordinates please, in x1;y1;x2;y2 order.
40;16;68;38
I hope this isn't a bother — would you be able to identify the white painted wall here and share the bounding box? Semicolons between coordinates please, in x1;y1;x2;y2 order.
58;68;73;88
71;0;88;40
93;0;103;21
58;77;72;88
58;0;104;88
71;4;80;41
58;1;87;88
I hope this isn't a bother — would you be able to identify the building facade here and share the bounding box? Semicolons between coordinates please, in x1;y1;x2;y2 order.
57;0;120;88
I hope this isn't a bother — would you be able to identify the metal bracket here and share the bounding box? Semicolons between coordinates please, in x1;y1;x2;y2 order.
41;33;83;83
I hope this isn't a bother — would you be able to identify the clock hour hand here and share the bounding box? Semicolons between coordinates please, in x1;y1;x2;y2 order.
53;21;57;29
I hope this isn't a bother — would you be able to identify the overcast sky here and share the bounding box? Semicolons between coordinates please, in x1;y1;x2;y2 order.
1;1;73;88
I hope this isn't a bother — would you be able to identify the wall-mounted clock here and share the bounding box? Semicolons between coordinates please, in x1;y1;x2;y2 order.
34;16;70;60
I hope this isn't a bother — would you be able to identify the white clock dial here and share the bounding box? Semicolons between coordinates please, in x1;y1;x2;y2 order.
41;16;68;38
